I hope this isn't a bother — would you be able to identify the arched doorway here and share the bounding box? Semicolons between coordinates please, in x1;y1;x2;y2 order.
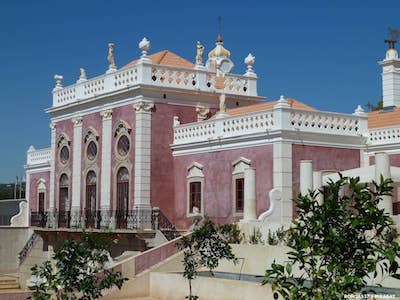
116;167;129;228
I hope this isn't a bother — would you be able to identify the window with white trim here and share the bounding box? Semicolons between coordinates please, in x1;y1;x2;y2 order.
232;157;251;215
187;162;204;216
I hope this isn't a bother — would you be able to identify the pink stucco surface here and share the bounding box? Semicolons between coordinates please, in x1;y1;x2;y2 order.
29;171;50;212
292;144;361;203
172;145;274;229
150;103;197;225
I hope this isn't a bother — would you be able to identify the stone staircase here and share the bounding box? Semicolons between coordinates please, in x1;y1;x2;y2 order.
0;276;19;290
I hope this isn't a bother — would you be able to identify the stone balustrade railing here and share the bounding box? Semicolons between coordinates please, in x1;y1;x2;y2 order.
368;126;400;146
27;148;51;166
52;61;257;107
173;107;368;146
174;110;275;145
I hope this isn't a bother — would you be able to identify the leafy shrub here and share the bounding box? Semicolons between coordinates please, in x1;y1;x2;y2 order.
263;175;400;299
248;227;263;245
177;217;237;300
219;223;244;244
29;232;127;300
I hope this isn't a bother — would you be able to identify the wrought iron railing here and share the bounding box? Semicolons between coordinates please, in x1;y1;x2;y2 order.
30;211;47;227
18;232;38;265
394;202;400;216
152;208;181;241
84;209;101;229
30;208;173;232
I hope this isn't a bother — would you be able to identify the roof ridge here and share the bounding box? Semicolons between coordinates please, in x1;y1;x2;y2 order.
158;50;169;64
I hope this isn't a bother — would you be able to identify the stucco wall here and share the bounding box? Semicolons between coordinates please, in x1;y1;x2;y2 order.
150;102;197;222
28;171;50;213
0;227;32;273
172;145;274;229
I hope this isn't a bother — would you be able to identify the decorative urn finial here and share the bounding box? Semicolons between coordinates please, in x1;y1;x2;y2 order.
139;37;151;58
53;74;63;90
244;53;256;76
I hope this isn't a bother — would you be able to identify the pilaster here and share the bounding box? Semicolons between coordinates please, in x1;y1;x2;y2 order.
100;109;113;228
133;100;154;207
273;141;293;225
71;117;83;227
133;100;154;229
48;122;57;228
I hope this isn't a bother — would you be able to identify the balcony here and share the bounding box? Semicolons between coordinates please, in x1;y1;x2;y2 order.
30;208;180;240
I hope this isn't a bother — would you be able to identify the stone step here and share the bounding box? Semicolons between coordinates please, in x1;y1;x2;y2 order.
0;278;19;290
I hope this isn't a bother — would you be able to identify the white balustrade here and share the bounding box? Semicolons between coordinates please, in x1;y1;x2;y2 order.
52;63;257;107
173;110;275;145
27;148;51;166
288;109;367;137
368;127;400;146
173;108;368;146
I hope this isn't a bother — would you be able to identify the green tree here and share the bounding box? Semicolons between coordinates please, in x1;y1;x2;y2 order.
177;217;237;300
366;97;383;111
263;175;400;300
29;232;127;300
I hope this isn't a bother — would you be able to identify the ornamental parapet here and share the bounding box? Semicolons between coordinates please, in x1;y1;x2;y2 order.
52;62;258;108
26;147;51;168
368;126;400;146
173;107;369;146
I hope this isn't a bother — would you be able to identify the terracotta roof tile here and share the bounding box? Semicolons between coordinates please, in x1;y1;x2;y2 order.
368;107;400;129
222;98;317;117
122;50;194;69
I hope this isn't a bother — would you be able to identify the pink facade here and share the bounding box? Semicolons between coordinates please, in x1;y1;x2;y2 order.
150;103;197;224
172;145;273;229
28;172;50;212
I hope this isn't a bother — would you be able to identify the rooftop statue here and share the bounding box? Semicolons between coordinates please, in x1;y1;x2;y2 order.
108;43;116;70
196;41;204;66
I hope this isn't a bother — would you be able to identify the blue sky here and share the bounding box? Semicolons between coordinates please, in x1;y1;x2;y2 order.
0;0;399;182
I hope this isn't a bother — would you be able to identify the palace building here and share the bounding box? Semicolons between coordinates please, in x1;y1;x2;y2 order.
24;35;400;238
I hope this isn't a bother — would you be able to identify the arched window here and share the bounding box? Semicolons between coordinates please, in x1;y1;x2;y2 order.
59;174;69;212
86;171;97;211
117;167;129;213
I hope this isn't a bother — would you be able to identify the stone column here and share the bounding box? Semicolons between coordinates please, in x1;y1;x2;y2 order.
100;109;113;228
70;117;83;228
313;171;323;205
375;152;393;215
300;160;313;196
243;168;257;221
48;122;57;228
273;141;293;225
133;100;154;229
